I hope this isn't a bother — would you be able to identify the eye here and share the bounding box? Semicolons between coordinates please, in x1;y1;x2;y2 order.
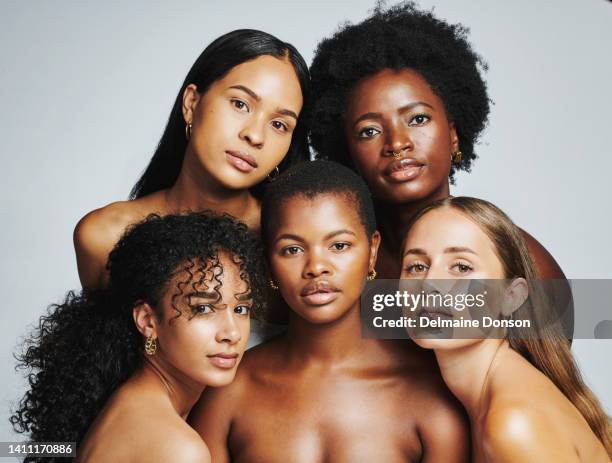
234;305;251;315
408;114;430;126
406;262;429;274
330;242;351;251
281;245;303;256
192;303;214;314
358;127;381;139
231;99;249;112
271;120;289;132
451;262;473;274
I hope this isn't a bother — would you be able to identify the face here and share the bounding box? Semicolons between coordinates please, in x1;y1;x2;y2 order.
147;252;252;387
268;193;379;325
400;207;508;350
183;55;303;190
344;68;458;203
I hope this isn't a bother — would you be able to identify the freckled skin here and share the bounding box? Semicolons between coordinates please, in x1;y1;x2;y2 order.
189;195;470;463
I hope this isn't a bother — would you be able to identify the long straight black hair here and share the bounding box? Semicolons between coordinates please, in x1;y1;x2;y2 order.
130;29;310;199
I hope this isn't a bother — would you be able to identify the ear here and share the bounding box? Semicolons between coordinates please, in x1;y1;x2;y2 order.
133;302;159;339
501;278;529;317
368;230;381;274
449;122;459;153
182;83;201;125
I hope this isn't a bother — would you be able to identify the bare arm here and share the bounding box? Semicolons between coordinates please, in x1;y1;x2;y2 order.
519;228;566;279
73;204;133;289
519;228;574;341
484;406;579;463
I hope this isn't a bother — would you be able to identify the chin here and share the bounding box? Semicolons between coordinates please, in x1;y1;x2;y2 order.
208;165;264;191
200;369;239;388
293;303;352;325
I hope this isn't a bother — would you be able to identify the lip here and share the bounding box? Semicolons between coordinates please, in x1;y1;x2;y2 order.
416;307;453;319
384;158;425;183
207;352;239;369
300;281;341;306
225;150;258;173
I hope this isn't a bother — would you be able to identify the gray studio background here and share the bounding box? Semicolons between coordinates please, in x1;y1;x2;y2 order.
1;0;611;441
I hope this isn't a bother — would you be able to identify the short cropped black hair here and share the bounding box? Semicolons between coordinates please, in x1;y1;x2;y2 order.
261;160;376;244
309;1;490;182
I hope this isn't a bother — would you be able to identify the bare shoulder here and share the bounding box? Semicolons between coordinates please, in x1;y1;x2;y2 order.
518;227;566;278
484;401;577;462
73;194;165;288
151;423;211;463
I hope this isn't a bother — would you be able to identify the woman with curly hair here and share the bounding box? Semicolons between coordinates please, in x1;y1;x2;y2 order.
74;29;309;289
11;213;266;462
309;2;565;280
400;196;611;460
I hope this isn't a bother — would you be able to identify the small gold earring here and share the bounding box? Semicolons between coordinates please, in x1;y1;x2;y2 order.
269;279;279;290
144;335;157;356
185;122;192;141
452;150;462;164
367;269;377;281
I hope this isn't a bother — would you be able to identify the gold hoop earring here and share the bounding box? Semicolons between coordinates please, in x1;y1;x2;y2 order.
367;269;377;281
269;279;279;290
185;122;192;141
267;166;280;181
144;335;157;356
452;150;462;164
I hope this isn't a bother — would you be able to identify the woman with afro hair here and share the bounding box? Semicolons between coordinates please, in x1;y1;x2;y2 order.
11;212;266;462
309;1;566;281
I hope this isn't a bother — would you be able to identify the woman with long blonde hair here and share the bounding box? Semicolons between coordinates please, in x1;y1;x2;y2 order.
400;196;611;462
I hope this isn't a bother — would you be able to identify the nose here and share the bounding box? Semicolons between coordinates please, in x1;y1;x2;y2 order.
302;248;332;279
384;121;413;157
215;310;242;345
239;114;265;149
424;263;456;293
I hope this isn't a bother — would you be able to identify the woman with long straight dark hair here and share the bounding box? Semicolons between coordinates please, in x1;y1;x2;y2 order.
74;29;309;289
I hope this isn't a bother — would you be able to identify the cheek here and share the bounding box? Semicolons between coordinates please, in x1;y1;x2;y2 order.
348;142;379;172
263;133;292;166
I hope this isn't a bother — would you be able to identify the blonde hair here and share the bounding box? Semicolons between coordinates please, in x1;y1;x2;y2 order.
409;196;612;455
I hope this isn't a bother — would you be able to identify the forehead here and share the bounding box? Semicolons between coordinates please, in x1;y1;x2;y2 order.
166;253;248;294
276;193;366;238
346;68;443;113
210;55;303;111
406;208;495;252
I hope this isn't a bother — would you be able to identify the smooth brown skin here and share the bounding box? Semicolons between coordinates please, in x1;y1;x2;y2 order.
344;68;567;281
77;256;251;463
189;194;470;463
400;209;609;462
74;55;303;289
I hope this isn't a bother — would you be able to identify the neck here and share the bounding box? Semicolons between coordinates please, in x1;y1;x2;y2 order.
285;302;366;366
376;183;450;257
138;355;204;419
433;339;507;421
165;149;256;221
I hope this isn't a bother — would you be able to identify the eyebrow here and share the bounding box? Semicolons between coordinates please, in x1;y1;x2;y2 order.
188;291;220;300
274;229;356;245
403;246;477;257
229;85;298;121
235;292;253;302
352;101;434;128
